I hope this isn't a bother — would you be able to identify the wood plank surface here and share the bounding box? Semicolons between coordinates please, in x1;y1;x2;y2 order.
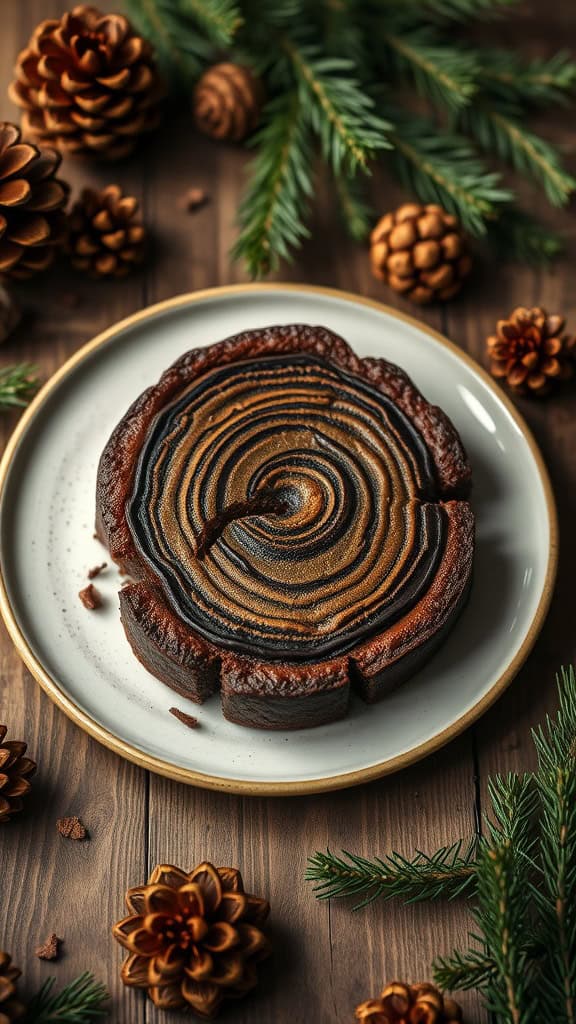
0;2;574;1022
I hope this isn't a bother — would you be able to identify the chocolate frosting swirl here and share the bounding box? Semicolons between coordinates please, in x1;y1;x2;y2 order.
127;353;447;661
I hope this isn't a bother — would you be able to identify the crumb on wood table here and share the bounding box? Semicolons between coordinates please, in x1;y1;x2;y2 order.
57;815;87;840
78;583;102;610
169;707;199;729
36;933;62;961
178;187;208;212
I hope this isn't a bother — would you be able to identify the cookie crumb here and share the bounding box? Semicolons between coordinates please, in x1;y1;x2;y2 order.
57;815;87;841
36;934;62;961
169;707;199;729
178;187;208;212
87;562;107;579
79;583;102;610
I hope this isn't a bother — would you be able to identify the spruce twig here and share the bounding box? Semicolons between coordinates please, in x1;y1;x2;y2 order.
23;972;108;1023
0;364;40;410
182;0;243;45
383;27;478;111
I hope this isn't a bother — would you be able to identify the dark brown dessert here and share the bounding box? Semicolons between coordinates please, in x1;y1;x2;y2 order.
96;325;474;729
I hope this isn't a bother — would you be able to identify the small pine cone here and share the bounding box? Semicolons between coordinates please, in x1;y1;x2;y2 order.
370;203;472;305
355;981;463;1024
194;63;262;142
0;951;25;1022
487;306;574;396
0;122;68;280
0;724;36;823
9;6;162;162
113;861;271;1018
67;185;146;278
0;284;21;344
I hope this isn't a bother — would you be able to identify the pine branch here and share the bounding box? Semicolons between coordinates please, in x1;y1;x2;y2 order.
23;973;108;1023
434;947;499;991
383;27;478;111
0;364;40;410
479;50;576;108
334;174;373;242
388;116;512;234
232;92;314;276
531;667;576;1024
305;840;478;909
460;103;576;207
284;41;392;175
181;0;243;45
125;0;215;86
380;0;522;21
489;208;564;265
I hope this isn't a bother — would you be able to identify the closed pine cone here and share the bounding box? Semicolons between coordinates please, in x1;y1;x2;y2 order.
67;185;146;278
355;981;463;1024
370;203;472;304
0;122;68;280
113;861;271;1019
487;306;575;396
9;5;162;162
0;724;36;824
194;63;262;142
0;952;25;1023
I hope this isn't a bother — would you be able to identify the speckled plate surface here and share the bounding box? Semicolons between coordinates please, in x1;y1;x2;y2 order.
0;285;557;794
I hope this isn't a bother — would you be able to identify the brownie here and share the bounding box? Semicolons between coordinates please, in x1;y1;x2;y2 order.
96;324;474;729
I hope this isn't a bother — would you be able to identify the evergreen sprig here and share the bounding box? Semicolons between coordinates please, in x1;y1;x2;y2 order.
0;364;40;410
23;973;108;1023
128;0;576;274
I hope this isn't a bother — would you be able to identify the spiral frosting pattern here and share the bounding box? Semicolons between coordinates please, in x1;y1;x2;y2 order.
125;352;452;662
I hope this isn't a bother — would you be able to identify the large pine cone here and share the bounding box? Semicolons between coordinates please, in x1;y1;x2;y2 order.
0;122;68;280
487;306;575;396
194;63;262;142
0;724;37;824
67;185;146;278
9;6;162;162
113;861;271;1019
0;952;25;1023
370;203;472;304
356;982;463;1024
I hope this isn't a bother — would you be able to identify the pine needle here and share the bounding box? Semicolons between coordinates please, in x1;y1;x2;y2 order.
23;973;108;1023
383;27;478;111
333;174;374;242
0;364;40;410
181;0;243;45
479;50;576;107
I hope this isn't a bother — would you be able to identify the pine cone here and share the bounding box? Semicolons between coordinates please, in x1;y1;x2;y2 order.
0;724;36;823
0;284;20;344
113;861;271;1018
67;185;146;278
0;952;25;1023
370;203;472;304
0;122;68;280
9;6;162;162
487;306;575;396
355;982;463;1024
194;63;262;142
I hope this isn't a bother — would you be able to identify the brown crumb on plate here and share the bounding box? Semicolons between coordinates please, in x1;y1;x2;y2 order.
36;933;62;961
87;562;107;579
79;583;102;610
57;815;87;840
169;707;199;729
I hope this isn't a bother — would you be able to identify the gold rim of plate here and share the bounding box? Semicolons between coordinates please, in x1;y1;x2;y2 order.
0;284;559;795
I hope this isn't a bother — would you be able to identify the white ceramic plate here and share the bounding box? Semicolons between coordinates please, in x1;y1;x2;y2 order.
0;285;557;794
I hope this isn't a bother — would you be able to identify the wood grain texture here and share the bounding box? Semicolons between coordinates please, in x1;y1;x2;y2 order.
0;2;573;1022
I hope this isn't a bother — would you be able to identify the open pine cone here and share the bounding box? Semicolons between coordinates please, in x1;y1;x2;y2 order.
487;306;575;396
370;203;471;304
0;122;68;280
194;63;262;142
113;861;271;1019
0;724;36;824
0;952;25;1023
9;6;162;162
355;982;463;1024
67;185;146;278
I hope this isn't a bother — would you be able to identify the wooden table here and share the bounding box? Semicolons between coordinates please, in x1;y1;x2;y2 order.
0;2;574;1021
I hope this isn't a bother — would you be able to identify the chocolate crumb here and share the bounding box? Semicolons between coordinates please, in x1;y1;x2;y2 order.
79;583;102;610
169;707;199;729
36;934;62;961
57;815;87;841
87;562;107;579
178;187;208;212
